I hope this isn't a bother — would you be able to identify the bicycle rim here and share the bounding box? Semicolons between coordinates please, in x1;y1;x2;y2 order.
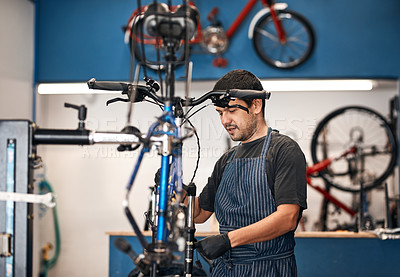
311;106;397;192
252;10;314;69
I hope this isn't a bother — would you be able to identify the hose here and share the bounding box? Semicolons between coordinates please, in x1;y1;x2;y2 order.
39;180;61;277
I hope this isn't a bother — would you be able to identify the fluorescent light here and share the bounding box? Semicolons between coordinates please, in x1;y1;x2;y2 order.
37;83;119;94
37;79;377;94
261;79;376;92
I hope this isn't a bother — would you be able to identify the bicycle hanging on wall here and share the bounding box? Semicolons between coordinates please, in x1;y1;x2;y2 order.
311;106;397;193
124;0;315;70
310;106;398;231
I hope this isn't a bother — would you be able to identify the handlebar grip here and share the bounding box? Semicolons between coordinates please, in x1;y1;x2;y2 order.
88;78;151;104
87;78;131;92
228;89;271;100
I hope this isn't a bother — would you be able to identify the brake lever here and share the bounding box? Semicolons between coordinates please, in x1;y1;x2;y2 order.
106;97;130;106
88;78;149;105
105;86;148;106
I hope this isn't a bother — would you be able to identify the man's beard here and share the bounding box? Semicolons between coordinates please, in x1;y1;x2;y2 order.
226;114;257;142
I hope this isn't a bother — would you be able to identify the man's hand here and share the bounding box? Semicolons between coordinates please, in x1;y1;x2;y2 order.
195;233;231;260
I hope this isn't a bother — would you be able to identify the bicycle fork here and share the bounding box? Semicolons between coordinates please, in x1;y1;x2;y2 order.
248;2;288;41
269;5;286;43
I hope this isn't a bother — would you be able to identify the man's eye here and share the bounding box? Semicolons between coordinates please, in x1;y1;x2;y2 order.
228;109;236;113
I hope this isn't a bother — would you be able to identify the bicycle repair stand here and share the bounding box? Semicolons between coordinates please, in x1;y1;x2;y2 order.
0;120;36;277
0;105;107;277
185;183;197;275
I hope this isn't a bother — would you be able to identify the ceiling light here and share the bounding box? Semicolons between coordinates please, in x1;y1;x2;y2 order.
37;83;118;94
261;79;376;92
37;79;377;95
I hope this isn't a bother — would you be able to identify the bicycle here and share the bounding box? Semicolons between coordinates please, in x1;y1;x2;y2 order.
311;106;397;193
87;4;272;271
86;79;270;276
125;0;315;70
307;148;357;218
54;2;270;274
309;106;398;231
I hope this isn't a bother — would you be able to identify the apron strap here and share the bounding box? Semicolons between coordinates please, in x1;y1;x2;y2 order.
219;225;294;265
220;249;295;268
260;127;273;156
231;249;294;264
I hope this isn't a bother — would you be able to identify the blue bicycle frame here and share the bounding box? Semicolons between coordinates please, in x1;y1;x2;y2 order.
123;99;185;251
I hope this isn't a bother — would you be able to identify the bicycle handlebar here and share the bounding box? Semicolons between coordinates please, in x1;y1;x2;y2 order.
184;89;270;108
87;78;271;107
34;81;272;147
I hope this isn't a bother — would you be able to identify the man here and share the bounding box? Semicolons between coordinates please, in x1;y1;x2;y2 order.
194;69;307;276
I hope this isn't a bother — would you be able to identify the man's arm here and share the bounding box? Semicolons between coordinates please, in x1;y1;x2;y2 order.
227;204;300;247
193;196;213;224
195;204;300;260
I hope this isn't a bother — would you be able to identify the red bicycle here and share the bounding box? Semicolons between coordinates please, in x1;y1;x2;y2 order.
124;0;315;70
307;148;358;220
308;105;398;231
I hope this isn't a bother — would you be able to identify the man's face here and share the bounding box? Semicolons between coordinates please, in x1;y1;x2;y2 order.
216;98;258;143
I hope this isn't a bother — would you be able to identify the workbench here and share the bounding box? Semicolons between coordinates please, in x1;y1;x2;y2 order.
108;231;400;277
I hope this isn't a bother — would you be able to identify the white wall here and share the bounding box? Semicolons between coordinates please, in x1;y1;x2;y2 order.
35;80;398;277
0;0;34;120
0;0;36;275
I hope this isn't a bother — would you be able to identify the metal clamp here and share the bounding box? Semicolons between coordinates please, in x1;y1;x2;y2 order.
0;191;56;208
0;233;11;257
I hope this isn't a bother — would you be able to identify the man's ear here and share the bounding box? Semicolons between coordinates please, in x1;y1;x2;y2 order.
253;99;263;114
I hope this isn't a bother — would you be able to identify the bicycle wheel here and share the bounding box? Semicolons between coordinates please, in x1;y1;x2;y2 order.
130;17;187;71
252;10;315;69
311;106;397;192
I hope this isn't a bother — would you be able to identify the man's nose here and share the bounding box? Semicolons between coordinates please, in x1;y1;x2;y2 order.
220;112;231;126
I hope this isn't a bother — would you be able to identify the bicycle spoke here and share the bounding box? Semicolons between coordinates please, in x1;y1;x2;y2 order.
278;45;288;63
257;37;283;54
285;42;306;58
281;20;303;38
254;27;279;42
286;36;309;47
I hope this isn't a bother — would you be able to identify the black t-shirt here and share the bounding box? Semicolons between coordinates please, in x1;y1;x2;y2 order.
198;131;307;212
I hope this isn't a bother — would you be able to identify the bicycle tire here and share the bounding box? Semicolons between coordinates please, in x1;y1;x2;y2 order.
130;17;187;71
252;9;315;69
311;106;397;193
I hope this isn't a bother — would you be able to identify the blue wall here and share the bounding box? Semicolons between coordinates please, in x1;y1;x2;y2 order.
36;0;400;82
109;235;400;277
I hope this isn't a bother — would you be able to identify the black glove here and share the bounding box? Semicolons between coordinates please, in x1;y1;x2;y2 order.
154;168;161;186
154;168;189;190
195;233;231;260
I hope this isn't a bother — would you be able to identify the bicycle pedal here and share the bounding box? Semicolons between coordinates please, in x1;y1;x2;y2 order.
212;57;228;68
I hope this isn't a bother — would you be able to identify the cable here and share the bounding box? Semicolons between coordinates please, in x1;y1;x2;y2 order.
186;118;200;184
182;104;212;125
183;105;195;119
144;99;164;110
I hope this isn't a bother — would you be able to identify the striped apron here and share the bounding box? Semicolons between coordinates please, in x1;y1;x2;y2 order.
212;128;297;277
